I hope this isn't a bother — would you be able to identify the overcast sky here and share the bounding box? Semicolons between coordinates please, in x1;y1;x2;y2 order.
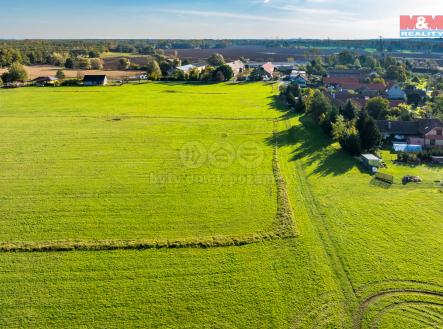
1;0;441;39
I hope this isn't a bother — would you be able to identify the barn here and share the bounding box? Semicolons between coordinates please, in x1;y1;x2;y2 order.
83;75;108;86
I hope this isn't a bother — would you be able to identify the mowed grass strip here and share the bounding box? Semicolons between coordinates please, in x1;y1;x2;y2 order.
0;240;329;329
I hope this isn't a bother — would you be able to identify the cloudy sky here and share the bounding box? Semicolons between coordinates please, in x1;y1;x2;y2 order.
0;0;441;39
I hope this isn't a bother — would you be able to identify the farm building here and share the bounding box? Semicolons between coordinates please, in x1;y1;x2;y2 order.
32;76;58;86
175;64;206;74
83;75;108;86
377;119;443;147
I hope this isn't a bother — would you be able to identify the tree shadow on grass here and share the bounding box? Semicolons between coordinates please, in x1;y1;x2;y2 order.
265;115;367;177
267;95;298;120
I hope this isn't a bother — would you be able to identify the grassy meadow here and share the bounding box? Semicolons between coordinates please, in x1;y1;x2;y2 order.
0;82;442;328
0;83;279;243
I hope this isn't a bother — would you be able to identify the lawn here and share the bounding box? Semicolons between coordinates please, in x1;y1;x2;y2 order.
275;115;443;328
0;82;442;328
0;83;280;243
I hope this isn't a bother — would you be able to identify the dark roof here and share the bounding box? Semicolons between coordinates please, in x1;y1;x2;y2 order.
325;91;367;108
327;69;370;76
32;76;57;82
377;120;419;135
83;75;107;82
417;119;443;134
405;89;427;97
377;119;443;136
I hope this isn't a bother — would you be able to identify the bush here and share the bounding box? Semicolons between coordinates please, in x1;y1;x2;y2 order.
339;129;362;155
60;79;82;86
1;62;28;83
213;64;234;81
397;151;419;164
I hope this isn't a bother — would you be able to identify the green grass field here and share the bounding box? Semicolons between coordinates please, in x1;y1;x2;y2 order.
0;82;442;328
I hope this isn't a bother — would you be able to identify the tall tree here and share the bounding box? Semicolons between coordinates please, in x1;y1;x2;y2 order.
118;58;130;70
341;100;360;121
213;64;233;81
207;53;225;66
366;97;389;120
356;111;382;151
1;62;28;82
56;70;65;80
64;58;75;69
146;60;162;81
309;90;332;124
90;58;103;70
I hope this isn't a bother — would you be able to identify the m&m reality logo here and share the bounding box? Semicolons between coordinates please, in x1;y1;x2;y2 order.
400;15;443;38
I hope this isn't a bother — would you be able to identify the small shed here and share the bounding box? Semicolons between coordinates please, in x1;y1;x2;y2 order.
83;75;107;86
361;154;382;168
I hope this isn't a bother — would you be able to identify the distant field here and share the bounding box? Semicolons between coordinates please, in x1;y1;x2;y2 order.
0;82;442;328
0;65;144;81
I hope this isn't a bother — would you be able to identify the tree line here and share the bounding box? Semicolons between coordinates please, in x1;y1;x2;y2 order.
281;84;382;156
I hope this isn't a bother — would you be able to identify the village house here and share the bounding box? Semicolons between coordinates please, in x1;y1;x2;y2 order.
323;75;385;94
83;75;108;86
261;62;275;79
289;70;308;87
325;91;368;108
226;60;245;76
377;119;443;147
248;62;275;80
176;64;205;74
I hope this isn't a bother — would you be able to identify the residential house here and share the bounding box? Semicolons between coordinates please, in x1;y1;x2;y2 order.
226;60;245;76
249;62;275;81
289;70;308;87
323;76;385;95
83;75;107;86
377;119;443;147
261;62;275;79
325;91;368;108
386;85;406;100
168;64;205;77
176;64;196;74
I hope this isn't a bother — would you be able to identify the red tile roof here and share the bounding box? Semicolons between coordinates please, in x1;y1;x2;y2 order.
261;62;274;76
323;76;385;92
